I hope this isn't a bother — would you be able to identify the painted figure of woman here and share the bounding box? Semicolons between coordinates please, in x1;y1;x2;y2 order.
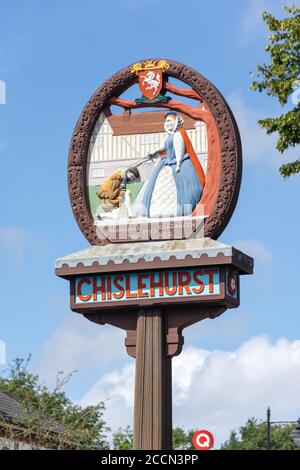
142;111;205;218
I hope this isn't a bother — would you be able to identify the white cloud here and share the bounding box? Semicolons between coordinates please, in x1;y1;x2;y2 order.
81;363;135;432
80;336;300;448
0;340;6;365
35;315;125;388
233;239;272;264
174;337;300;447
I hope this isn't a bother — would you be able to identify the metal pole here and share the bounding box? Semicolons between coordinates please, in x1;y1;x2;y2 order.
266;406;271;450
133;307;172;450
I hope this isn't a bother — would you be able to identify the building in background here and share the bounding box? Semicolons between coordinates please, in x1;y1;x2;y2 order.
87;108;208;187
0;390;74;450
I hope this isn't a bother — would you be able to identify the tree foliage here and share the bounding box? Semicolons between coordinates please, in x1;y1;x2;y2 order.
112;425;196;450
113;425;134;450
0;357;109;450
251;6;300;176
172;426;196;450
221;418;300;450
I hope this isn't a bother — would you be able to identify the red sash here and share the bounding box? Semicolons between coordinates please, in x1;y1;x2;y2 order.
179;128;205;188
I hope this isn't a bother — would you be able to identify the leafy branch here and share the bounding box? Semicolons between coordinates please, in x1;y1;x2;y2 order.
0;357;109;450
251;6;300;176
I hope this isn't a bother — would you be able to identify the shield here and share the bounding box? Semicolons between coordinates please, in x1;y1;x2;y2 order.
138;68;163;99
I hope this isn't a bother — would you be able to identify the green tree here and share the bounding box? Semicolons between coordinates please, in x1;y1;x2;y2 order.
251;6;300;177
112;425;196;450
173;426;196;450
0;357;109;450
113;426;133;450
221;418;300;450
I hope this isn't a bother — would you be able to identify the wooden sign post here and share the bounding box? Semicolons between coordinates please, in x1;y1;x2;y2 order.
56;59;253;450
56;239;253;449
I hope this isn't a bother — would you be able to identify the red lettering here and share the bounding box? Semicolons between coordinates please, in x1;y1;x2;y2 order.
164;272;177;296
125;275;137;299
178;271;192;295
106;276;112;301
77;278;92;302
150;273;164;297
203;269;218;293
192;271;205;294
113;275;125;299
93;276;106;301
137;273;149;298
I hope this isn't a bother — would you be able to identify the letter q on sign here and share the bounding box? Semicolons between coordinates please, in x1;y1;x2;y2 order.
192;430;214;450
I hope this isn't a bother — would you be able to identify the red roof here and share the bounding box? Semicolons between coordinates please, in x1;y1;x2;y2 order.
106;109;196;136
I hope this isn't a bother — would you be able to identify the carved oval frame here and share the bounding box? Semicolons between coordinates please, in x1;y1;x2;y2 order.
68;59;242;245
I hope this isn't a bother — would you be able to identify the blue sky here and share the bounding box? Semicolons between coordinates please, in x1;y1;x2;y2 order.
0;0;300;445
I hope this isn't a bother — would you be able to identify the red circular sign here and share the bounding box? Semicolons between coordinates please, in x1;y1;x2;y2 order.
228;271;237;296
192;430;214;450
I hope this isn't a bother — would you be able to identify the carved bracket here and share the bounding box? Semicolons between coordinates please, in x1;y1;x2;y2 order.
84;305;226;358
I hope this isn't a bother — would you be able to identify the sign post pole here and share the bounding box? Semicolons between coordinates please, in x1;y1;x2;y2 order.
133;307;172;450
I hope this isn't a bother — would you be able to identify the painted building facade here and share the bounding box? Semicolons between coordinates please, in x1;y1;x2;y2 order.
87;109;208;187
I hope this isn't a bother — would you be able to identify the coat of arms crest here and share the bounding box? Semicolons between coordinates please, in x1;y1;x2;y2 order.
131;60;170;103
